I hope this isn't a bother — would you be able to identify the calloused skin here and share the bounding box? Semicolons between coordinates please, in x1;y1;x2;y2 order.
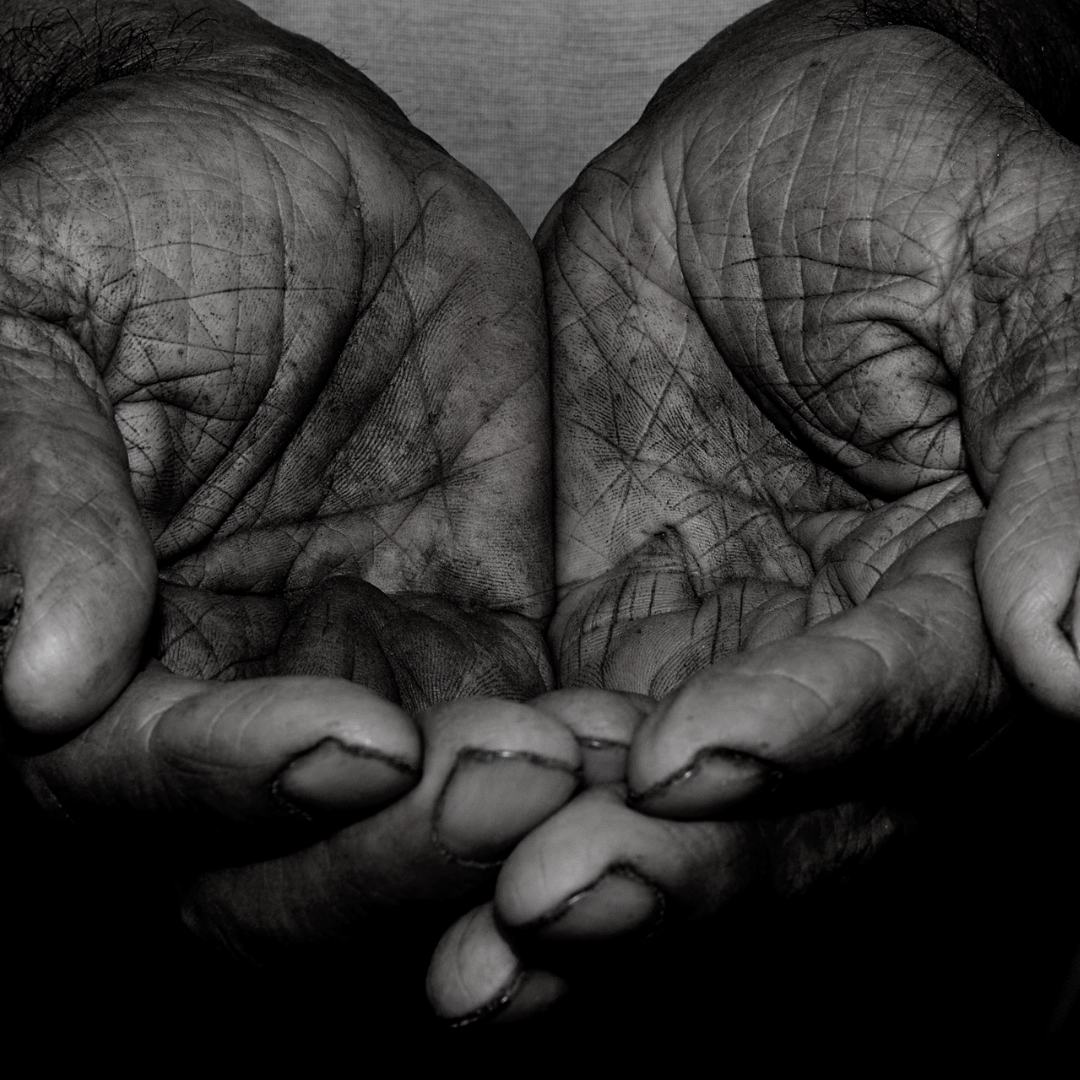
426;0;1080;1021
0;0;585;960
2;0;1078;1024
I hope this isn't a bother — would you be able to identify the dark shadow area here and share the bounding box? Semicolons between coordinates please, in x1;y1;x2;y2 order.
5;710;1078;1070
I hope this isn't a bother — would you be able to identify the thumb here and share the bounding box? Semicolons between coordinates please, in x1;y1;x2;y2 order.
955;128;1080;719
975;418;1080;719
0;314;156;733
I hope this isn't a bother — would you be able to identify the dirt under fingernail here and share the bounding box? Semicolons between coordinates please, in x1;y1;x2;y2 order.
434;748;581;865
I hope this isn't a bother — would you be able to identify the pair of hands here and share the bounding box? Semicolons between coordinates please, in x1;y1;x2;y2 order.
3;0;1079;1024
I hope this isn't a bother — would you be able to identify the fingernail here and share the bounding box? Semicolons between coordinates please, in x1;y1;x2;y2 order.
442;969;522;1027
442;972;570;1028
273;737;418;818
576;736;629;786
527;865;664;941
0;565;23;662
490;969;569;1024
443;968;569;1028
630;747;780;818
434;748;581;867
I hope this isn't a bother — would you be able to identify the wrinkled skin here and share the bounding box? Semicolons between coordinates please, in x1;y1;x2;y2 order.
0;0;578;955
427;0;1080;1021
5;0;1080;1028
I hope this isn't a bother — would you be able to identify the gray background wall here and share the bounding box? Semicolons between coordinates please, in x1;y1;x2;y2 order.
245;0;766;234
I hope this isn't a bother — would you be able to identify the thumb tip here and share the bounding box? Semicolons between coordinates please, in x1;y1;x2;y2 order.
3;612;147;736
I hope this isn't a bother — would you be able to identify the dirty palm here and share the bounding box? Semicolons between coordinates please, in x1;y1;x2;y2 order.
0;0;572;957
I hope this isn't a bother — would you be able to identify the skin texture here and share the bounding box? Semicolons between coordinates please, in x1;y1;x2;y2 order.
3;0;1079;1029
427;0;1080;1021
0;0;574;953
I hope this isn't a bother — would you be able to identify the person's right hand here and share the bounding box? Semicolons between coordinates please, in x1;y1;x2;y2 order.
0;0;566;953
425;0;1080;1022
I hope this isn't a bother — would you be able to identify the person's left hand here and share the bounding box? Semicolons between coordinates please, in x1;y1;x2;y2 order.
423;0;1080;1021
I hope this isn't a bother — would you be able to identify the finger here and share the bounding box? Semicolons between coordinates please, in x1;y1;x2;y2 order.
426;901;568;1026
627;520;1010;819
945;81;1080;720
528;687;654;785
975;421;1080;721
0;317;157;734
496;786;706;939
13;663;422;846
181;697;583;958
493;785;903;943
435;788;899;1020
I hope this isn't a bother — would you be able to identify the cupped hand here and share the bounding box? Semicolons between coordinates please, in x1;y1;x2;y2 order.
430;0;1080;1020
1;0;554;932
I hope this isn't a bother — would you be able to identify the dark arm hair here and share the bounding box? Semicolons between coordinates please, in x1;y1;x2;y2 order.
0;3;214;151
0;1;412;153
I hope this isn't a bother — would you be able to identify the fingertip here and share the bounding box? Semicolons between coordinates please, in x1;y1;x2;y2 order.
978;572;1080;723
489;969;569;1023
423;696;583;765
519;865;665;942
432;747;580;866
0;337;159;734
530;687;653;786
273;737;419;817
492;785;658;933
420;697;583;866
629;747;779;819
427;903;517;1023
214;676;424;778
625;678;773;814
1017;565;1080;720
977;422;1080;721
0;502;158;735
427;903;570;1026
40;670;425;834
528;686;654;742
1007;608;1080;721
322;681;424;776
167;676;424;821
627;575;997;812
2;581;152;734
